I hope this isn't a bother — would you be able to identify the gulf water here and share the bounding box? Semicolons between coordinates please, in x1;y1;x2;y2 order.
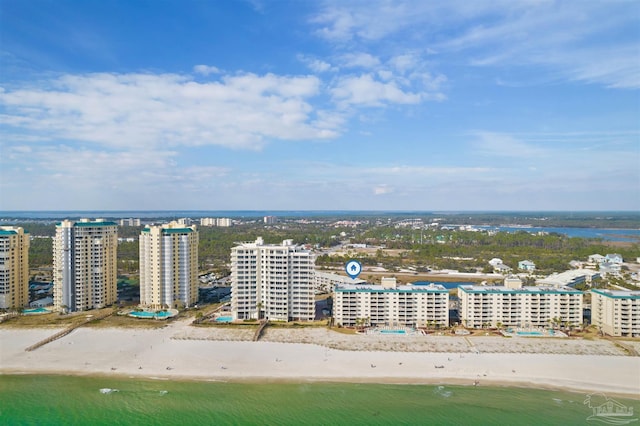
3;375;636;425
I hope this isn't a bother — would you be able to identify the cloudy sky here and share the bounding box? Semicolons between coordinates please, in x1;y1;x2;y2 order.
1;0;638;211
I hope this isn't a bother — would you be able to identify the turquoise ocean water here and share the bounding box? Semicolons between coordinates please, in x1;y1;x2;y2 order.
2;375;637;425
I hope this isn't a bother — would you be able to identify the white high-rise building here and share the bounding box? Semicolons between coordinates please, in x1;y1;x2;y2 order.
231;237;314;321
333;278;449;328
139;222;199;310
0;226;29;309
591;289;640;337
200;218;232;227
53;219;118;312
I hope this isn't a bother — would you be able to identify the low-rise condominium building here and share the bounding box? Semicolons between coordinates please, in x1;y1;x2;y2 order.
536;269;601;288
333;278;449;328
591;289;640;337
458;284;583;329
313;270;365;294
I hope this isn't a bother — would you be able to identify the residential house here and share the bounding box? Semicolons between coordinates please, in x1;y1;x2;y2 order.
518;260;536;272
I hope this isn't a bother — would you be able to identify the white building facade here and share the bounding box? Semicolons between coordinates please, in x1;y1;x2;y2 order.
313;270;365;294
231;238;314;321
458;285;583;328
591;289;640;337
333;279;449;328
200;218;232;227
139;222;199;310
53;219;118;312
536;269;601;287
0;226;29;309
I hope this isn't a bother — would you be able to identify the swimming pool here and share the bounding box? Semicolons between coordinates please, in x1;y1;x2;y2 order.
129;310;174;319
23;307;50;315
380;329;406;334
215;316;233;322
516;331;544;336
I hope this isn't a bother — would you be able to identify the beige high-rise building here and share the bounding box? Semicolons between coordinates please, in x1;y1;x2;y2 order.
139;222;199;310
53;219;118;312
0;226;30;309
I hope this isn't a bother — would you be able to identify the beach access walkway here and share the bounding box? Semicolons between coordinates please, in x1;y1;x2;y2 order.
24;311;114;352
254;320;269;341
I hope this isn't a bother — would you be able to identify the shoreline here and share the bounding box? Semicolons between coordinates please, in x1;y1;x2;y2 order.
3;369;639;401
2;324;639;399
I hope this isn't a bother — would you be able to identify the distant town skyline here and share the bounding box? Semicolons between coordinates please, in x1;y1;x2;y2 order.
1;1;638;211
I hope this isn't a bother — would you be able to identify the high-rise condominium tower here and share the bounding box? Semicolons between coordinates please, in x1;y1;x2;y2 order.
0;226;29;309
231;237;315;321
139;222;198;310
53;219;118;312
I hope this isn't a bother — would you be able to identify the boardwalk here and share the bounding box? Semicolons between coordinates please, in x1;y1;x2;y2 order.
25;311;113;352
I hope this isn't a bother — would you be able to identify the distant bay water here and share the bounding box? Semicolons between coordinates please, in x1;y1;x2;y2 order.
3;375;635;425
476;225;640;242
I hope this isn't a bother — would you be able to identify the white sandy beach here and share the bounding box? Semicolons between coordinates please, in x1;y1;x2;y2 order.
1;320;639;397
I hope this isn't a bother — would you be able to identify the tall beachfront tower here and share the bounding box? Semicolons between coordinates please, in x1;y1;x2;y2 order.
139;222;198;310
53;219;118;312
0;226;30;309
231;237;315;322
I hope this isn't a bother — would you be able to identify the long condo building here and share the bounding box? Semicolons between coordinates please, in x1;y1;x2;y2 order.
458;284;583;328
333;278;449;328
591;289;640;337
313;270;365;294
0;226;30;309
53;219;117;312
139;222;199;310
231;237;314;321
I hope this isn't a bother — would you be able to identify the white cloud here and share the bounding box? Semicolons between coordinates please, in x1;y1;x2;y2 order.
312;1;415;41
373;184;393;195
331;73;422;107
365;165;492;176
340;52;380;69
0;71;336;151
0;144;231;208
297;54;336;73
472;132;546;158
193;65;221;75
311;0;640;89
389;54;417;74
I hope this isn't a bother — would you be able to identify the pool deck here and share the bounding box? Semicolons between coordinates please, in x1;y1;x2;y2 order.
500;328;567;338
128;309;179;320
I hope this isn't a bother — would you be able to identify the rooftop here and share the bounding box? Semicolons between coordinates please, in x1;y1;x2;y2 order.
591;289;640;299
335;283;447;293
536;269;600;287
459;285;582;295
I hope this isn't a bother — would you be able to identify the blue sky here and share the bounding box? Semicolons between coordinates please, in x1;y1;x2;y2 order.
1;0;638;211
